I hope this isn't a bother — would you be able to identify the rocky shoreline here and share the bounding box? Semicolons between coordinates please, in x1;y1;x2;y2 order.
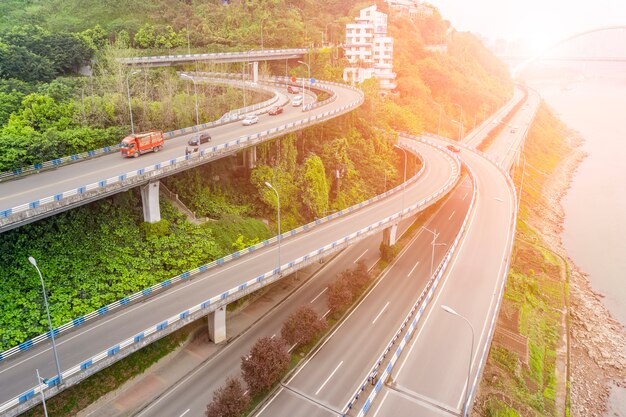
532;133;626;417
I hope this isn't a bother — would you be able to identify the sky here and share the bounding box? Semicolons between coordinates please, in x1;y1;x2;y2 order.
428;0;626;53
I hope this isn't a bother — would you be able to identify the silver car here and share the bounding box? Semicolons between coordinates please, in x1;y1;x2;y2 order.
242;114;259;126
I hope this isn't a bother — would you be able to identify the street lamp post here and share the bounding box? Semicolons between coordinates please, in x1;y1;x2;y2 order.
180;74;200;126
454;103;464;141
297;60;310;111
451;119;464;142
36;369;49;417
180;73;200;126
28;257;63;386
394;144;407;214
433;101;443;136
441;304;475;417
126;70;141;134
264;182;281;270
422;226;446;277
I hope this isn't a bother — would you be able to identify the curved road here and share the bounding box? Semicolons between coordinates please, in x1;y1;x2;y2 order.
0;140;459;412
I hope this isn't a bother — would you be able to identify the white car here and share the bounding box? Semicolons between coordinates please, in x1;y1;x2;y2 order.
242;114;259;126
291;95;303;107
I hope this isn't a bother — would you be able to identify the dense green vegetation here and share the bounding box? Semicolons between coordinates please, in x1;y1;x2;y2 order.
0;0;513;353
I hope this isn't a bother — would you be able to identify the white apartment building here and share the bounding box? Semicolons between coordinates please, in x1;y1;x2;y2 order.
343;5;396;91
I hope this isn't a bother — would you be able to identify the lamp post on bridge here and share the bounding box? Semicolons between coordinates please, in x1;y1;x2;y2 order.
126;69;142;134
394;144;407;214
265;182;281;271
297;60;310;111
421;226;446;277
441;304;475;417
180;73;200;127
28;257;63;386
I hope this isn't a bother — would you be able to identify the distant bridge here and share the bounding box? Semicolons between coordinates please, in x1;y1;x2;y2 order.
117;48;307;68
511;25;626;77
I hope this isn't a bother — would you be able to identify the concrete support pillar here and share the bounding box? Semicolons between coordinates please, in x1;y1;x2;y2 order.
140;181;161;223
208;307;226;343
243;146;257;169
383;223;398;246
252;61;259;83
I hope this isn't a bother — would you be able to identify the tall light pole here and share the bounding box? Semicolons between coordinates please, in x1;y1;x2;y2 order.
433;101;443;136
265;182;281;270
126;70;141;134
422;226;446;277
28;257;63;386
36;369;49;417
180;73;199;126
394;144;407;214
454;103;464;141
441;304;475;417
297;60;310;111
451;119;464;142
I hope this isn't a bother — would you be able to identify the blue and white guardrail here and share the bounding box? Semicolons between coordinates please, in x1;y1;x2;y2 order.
347;138;477;416
117;48;308;65
0;139;461;415
0;118;421;365
351;133;520;417
0;77;284;182
0;80;358;222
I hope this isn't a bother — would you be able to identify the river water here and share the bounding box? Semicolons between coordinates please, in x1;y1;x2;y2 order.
530;72;626;416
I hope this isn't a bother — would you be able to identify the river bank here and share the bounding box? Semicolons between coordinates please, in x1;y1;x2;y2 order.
474;103;625;416
536;130;626;416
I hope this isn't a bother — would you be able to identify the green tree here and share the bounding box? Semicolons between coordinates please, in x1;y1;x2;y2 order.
301;154;330;218
134;23;155;48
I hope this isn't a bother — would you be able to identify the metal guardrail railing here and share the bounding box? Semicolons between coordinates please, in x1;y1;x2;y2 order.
348;135;478;416
0;78;283;183
117;48;307;64
0;138;461;415
352;133;521;417
0;79;354;224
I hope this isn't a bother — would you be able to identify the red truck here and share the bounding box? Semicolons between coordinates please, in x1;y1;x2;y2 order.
120;130;164;158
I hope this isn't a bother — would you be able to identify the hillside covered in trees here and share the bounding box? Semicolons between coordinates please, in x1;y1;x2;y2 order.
0;0;512;350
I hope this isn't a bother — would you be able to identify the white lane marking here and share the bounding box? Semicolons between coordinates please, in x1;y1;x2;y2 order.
310;287;328;303
448;210;455;221
462;192;469;201
494;197;503;202
243;390;249;397
3;141;452;376
408;261;420;277
372;390;390;417
368;258;380;272
354;248;369;263
288;343;298;353
179;409;190;417
315;361;343;395
322;309;331;319
271;334;276;339
372;302;390;325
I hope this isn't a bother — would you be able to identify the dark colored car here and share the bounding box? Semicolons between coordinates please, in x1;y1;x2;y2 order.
268;106;284;116
447;144;460;153
287;85;300;94
188;132;212;147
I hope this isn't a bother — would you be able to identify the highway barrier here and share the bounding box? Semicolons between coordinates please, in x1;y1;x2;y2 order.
0;139;461;416
117;48;307;65
0;79;357;229
0;78;283;182
350;133;521;417
348;134;477;417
